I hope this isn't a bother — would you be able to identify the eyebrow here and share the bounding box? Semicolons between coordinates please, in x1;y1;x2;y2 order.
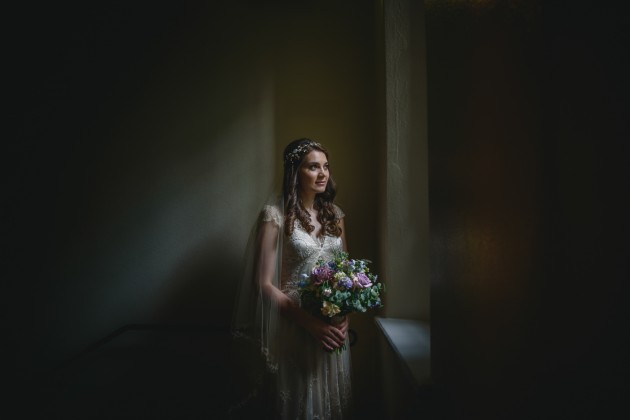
305;160;328;165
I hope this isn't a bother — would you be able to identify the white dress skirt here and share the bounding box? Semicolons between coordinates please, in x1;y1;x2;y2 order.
263;205;352;420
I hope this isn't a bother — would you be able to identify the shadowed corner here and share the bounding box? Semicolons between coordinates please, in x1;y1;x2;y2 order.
152;235;241;329
16;251;245;420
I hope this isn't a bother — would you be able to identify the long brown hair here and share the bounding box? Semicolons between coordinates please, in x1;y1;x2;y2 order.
283;138;342;237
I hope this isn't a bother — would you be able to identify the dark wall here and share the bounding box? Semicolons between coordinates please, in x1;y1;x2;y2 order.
5;1;382;416
5;0;379;381
6;1;273;380
427;1;628;419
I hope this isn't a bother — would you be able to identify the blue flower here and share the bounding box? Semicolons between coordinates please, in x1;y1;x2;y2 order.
338;277;353;289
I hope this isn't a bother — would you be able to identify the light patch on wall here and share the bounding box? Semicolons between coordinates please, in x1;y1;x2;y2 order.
46;76;275;357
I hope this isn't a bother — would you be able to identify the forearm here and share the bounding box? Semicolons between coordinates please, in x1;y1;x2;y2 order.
282;301;319;330
260;283;314;325
259;283;322;334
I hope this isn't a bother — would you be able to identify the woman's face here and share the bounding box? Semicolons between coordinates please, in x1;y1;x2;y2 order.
298;150;329;196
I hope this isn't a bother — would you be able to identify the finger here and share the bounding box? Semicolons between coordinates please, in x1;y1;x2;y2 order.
332;327;345;342
323;336;336;350
330;333;344;347
323;332;341;348
339;328;347;339
321;335;333;349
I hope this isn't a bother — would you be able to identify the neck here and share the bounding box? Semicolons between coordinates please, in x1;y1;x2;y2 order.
298;191;316;212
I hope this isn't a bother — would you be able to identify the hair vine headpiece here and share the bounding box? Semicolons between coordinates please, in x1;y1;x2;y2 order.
284;140;321;165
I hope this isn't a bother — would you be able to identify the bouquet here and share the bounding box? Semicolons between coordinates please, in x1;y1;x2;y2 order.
297;251;385;352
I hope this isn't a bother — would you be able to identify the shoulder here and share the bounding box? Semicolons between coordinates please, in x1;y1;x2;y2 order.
260;204;283;228
333;204;345;220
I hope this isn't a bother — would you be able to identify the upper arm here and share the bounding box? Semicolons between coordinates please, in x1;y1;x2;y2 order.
255;221;279;288
339;217;348;252
333;204;348;251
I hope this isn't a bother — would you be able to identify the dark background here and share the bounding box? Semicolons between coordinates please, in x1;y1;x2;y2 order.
427;1;628;419
4;1;629;419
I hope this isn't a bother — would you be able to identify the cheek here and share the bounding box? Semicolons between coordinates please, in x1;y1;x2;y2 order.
298;170;313;186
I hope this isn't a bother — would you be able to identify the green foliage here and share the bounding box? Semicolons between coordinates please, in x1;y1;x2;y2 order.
298;251;385;318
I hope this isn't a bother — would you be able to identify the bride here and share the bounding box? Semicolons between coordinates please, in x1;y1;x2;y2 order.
232;138;352;419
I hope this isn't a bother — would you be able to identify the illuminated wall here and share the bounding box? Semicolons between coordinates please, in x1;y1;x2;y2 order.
381;0;430;322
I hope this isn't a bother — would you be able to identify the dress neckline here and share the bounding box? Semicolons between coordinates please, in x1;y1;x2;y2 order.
296;222;325;248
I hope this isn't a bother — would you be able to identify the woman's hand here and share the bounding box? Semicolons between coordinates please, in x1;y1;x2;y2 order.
306;318;347;351
336;315;350;338
283;303;349;351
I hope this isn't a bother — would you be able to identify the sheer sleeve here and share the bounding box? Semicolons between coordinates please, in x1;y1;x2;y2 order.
333;204;345;220
232;201;284;374
261;205;283;228
229;200;283;415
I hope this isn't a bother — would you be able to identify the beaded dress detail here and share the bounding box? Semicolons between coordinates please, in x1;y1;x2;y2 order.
261;205;352;420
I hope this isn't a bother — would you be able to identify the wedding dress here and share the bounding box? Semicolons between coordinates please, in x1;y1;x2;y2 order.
261;204;352;419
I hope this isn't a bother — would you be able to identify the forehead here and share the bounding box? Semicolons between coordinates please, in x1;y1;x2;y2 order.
302;150;328;163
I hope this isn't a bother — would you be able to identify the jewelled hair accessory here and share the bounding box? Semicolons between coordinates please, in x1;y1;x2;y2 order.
284;140;321;165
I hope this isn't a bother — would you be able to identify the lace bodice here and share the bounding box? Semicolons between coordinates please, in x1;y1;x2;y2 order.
261;204;345;299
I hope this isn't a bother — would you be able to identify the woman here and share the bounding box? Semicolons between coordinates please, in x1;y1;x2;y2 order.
232;138;352;419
